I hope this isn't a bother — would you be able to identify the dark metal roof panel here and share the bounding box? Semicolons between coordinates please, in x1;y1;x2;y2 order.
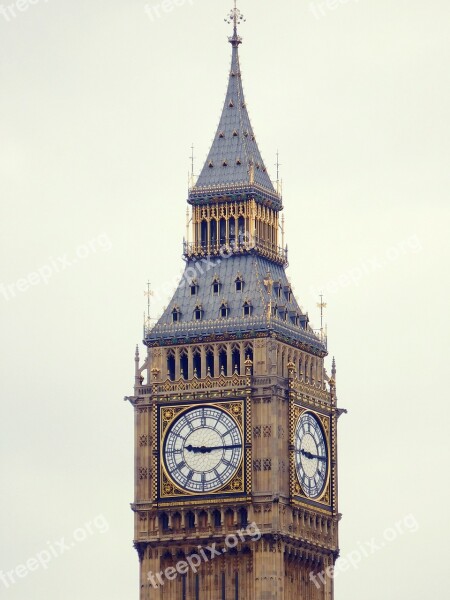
147;255;326;353
193;44;275;193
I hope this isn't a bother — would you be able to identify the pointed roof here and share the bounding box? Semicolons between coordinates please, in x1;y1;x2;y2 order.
192;24;275;195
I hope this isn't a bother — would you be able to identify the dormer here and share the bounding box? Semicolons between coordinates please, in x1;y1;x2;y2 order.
235;273;244;292
219;301;230;319
189;279;199;296
193;303;204;321
212;275;221;295
171;306;181;323
243;299;253;317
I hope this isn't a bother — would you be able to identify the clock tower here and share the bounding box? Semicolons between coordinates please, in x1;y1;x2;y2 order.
127;5;342;599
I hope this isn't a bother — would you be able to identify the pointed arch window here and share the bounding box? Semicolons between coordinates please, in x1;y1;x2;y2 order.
219;346;228;376
232;344;241;374
235;274;244;292
206;346;215;377
180;349;188;380
193;348;202;378
219;218;226;245
167;350;176;381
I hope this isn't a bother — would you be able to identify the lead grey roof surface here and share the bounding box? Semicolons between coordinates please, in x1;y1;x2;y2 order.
193;42;275;193
148;254;325;354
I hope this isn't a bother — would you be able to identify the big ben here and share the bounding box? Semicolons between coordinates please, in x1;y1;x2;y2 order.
127;4;342;599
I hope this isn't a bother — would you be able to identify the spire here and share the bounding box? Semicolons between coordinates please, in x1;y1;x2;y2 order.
192;3;275;195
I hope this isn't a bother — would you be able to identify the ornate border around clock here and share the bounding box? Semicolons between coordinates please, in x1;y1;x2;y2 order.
289;403;332;508
158;400;246;500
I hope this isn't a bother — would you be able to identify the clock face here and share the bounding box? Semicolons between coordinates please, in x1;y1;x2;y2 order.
163;406;243;494
294;412;328;499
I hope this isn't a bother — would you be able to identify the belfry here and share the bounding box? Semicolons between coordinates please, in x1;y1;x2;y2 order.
128;4;341;599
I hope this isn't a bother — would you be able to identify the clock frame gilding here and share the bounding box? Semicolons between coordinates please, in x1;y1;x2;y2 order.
291;406;332;507
158;400;246;500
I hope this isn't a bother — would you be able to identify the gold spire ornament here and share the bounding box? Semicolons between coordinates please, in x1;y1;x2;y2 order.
225;0;246;45
144;281;154;333
317;293;327;341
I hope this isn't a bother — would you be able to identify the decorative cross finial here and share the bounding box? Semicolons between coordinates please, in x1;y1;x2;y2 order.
317;293;327;341
225;1;245;46
144;281;154;333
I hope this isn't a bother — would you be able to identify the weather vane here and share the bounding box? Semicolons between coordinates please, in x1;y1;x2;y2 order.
225;1;245;43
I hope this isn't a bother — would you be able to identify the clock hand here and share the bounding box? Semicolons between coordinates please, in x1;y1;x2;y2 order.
300;449;327;462
185;444;241;454
210;444;241;452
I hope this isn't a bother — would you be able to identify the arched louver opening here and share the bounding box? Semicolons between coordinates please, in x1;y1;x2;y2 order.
167;351;176;381
180;350;188;380
232;346;241;374
193;349;202;378
219;218;226;245
219;347;228;376
201;221;208;249
206;347;215;377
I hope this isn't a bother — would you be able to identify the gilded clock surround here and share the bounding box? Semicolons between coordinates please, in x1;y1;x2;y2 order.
291;406;331;506
158;400;247;500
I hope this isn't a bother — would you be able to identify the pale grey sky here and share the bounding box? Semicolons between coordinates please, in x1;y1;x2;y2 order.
1;1;449;599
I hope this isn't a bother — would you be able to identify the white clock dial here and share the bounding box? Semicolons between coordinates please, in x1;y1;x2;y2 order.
294;412;328;499
163;406;243;493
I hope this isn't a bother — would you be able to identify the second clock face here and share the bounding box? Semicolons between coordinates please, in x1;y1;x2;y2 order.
294;412;328;499
163;406;243;494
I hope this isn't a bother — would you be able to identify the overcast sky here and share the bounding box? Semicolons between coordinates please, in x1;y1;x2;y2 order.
1;1;449;599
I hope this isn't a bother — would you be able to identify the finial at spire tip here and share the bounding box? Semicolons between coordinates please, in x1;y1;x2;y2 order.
225;1;246;46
